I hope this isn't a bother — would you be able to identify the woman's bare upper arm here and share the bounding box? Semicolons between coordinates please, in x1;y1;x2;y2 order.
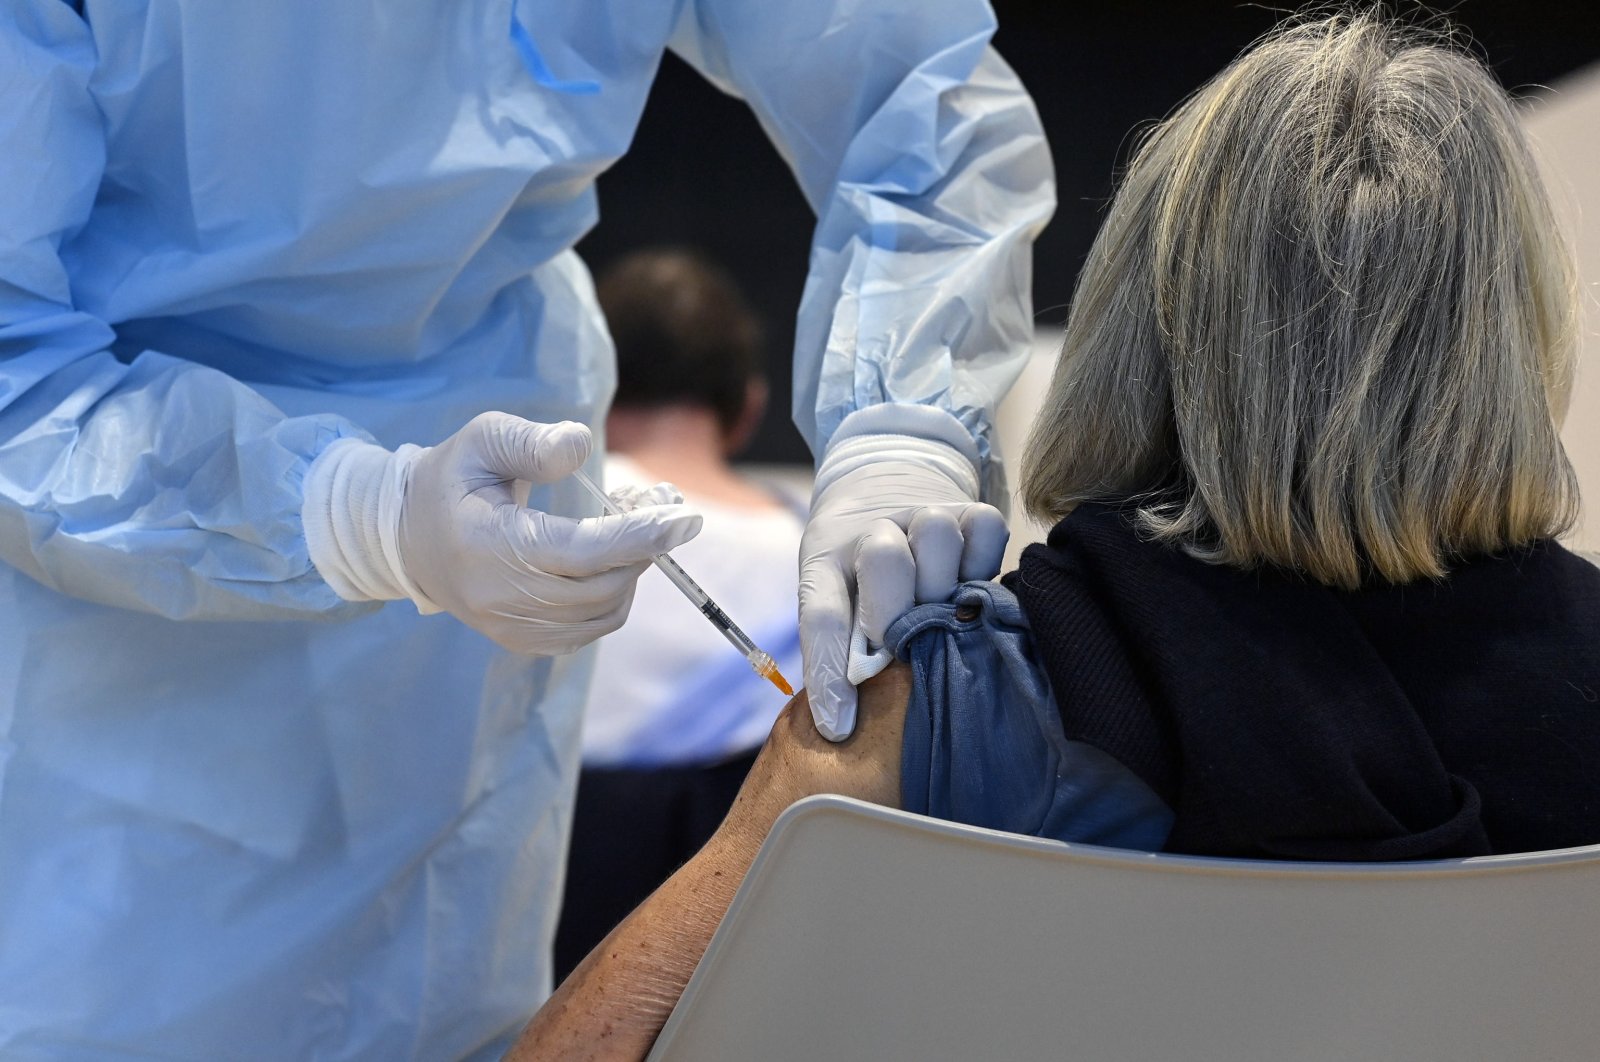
751;664;912;814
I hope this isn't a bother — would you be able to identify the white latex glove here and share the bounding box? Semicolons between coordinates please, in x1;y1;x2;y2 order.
800;405;1009;741
302;412;701;656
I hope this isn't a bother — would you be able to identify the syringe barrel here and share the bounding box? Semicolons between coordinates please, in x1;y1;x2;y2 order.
650;553;759;657
649;551;709;605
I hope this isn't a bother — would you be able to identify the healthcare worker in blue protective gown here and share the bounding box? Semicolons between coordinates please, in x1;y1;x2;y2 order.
0;1;1053;1058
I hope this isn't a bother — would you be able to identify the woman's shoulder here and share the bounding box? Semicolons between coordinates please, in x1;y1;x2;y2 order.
1425;538;1600;609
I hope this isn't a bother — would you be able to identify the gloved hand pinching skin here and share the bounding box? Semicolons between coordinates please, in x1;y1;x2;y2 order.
302;412;701;656
800;405;1008;741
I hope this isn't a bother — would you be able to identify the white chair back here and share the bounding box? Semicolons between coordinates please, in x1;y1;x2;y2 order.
648;795;1600;1062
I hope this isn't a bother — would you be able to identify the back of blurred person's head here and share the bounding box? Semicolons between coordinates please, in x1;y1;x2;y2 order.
599;247;767;456
1022;8;1579;590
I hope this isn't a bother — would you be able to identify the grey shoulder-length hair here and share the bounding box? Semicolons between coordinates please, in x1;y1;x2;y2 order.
1021;10;1579;589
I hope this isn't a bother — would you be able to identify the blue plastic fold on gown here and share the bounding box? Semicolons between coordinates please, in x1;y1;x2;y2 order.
510;0;601;95
0;1;1053;1057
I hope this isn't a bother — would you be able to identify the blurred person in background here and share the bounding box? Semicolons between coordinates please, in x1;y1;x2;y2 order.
554;248;806;979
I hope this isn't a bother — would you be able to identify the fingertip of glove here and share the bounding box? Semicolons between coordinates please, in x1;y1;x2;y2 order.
807;676;857;742
958;503;1010;580
617;504;702;554
662;509;703;549
812;704;856;743
548;421;593;470
966;504;1009;541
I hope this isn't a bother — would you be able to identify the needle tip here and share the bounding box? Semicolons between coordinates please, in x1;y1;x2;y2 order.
766;666;794;697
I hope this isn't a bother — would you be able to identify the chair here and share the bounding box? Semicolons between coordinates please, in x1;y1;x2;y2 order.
646;794;1600;1061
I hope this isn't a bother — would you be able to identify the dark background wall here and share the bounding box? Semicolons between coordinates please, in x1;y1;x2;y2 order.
578;1;1600;464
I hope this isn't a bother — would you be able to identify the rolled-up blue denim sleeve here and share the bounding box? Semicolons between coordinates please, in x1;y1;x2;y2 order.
0;6;371;621
889;582;1173;850
668;0;1055;501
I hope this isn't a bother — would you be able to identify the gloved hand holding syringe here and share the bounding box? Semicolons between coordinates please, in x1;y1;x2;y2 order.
572;468;794;696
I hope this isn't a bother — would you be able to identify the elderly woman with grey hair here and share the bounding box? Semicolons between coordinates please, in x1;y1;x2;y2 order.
512;12;1600;1059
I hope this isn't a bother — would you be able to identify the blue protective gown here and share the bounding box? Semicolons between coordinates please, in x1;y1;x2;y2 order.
0;1;1053;1057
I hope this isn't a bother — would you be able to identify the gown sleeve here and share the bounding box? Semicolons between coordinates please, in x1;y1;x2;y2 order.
0;5;373;621
668;0;1056;500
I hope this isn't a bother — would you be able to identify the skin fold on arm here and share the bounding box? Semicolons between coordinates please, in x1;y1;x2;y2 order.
509;665;912;1062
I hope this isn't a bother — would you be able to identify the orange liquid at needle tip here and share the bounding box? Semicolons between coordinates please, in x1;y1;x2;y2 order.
755;654;794;696
571;469;795;696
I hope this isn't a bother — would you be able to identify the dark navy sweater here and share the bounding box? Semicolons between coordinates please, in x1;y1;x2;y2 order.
1007;504;1600;860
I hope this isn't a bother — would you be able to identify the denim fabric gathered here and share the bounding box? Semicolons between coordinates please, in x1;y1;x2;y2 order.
886;581;1173;850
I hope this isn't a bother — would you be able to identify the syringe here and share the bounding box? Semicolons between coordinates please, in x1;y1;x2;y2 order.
571;468;794;696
